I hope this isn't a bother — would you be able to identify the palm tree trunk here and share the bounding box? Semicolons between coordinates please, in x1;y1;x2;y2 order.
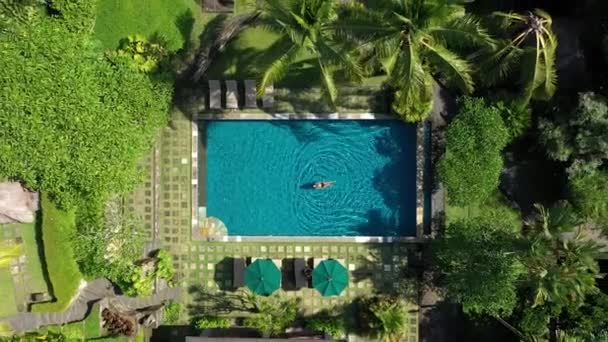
494;316;524;340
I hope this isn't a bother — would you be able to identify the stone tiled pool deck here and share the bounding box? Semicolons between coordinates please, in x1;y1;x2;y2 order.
185;241;419;342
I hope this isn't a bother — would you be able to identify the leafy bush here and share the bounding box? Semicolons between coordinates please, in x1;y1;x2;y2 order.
243;297;298;337
0;10;172;208
569;170;608;228
163;302;181;324
113;34;169;73
155;249;176;281
31;195;83;312
360;296;410;342
72;198;145;286
305;315;345;338
120;249;175;296
438;97;510;206
195;316;232;330
539;92;608;178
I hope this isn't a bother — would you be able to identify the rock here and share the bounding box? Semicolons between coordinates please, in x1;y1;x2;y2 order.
0;182;38;224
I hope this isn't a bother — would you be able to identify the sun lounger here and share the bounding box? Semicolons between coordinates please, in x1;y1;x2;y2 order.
244;79;257;108
233;257;245;288
262;84;274;109
294;258;308;289
225;80;238;109
209;80;221;109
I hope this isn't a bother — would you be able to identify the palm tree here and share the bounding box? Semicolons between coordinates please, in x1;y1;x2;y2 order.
0;242;22;268
248;0;363;106
524;204;602;308
478;9;557;108
334;0;494;121
369;297;410;342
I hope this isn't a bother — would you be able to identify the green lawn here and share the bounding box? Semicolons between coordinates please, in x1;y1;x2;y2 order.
19;222;48;294
0;269;17;318
94;0;211;51
31;195;83;312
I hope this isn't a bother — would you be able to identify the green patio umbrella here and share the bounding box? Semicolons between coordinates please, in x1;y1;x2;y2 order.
245;259;281;296
312;259;349;297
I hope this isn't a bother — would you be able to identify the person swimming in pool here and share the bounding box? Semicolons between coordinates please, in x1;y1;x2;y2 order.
313;181;335;189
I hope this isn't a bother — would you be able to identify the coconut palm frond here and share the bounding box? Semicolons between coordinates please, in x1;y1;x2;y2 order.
319;61;338;106
316;38;363;82
429;14;495;49
257;45;301;96
422;39;474;93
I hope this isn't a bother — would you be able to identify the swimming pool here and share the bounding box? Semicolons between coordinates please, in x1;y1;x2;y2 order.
204;120;417;236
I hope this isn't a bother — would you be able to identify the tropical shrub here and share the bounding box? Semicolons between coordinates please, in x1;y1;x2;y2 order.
113;34;169;73
363;296;410;342
539;92;608;178
72;198;145;284
438;97;510;206
432;217;524;317
336;0;493;121
305;315;345;338
0;6;172;208
163;302;181;324
243;297;298;337
195;316;232;331
120;249;175;297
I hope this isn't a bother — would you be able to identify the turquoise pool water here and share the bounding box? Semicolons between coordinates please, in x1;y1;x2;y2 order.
205;120;417;236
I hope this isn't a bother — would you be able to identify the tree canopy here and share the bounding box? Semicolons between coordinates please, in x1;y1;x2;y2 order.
336;0;493;121
539;92;608;178
432;218;524;317
438;97;510;206
0;4;172;207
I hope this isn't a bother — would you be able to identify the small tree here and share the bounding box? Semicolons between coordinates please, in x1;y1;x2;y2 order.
364;296;410;342
438;97;510;206
432;218;524;317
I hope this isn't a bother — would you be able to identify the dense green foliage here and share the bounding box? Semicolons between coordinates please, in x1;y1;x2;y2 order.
195;316;232;330
122;249;175;297
439;97;510;206
31;194;82;313
163;302;181;324
305;315;345;338
569;170;608;228
496;102;532;139
0;3;172;208
446;190;521;228
559;293;608;340
358;296;410;342
243;296;298;337
539;92;608;178
433;218;524;316
72;199;145;289
336;0;492;121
